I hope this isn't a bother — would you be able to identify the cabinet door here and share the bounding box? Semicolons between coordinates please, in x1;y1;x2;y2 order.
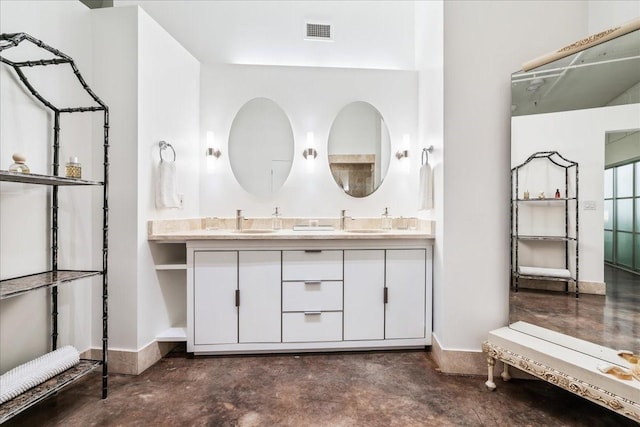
343;250;385;341
385;249;426;339
194;251;238;345
238;251;281;343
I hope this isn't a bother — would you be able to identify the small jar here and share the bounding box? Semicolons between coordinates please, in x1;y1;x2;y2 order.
272;207;282;230
9;153;30;173
65;157;82;179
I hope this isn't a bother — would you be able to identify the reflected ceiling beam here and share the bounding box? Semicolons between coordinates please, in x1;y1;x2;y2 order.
79;0;113;9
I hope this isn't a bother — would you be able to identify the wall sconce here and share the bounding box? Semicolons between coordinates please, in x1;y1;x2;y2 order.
302;131;317;160
205;131;221;159
396;134;410;160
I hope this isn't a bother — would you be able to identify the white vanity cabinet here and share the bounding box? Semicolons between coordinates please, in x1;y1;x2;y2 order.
191;250;282;348
343;249;427;341
186;239;432;355
282;250;344;342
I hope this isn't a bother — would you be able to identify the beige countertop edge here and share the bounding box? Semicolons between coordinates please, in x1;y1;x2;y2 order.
148;230;434;241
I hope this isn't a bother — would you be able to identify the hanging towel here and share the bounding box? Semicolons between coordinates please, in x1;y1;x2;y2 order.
418;162;433;210
156;160;180;208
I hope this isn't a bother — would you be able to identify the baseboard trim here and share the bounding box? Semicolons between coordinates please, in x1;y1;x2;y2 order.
88;340;176;375
430;333;487;375
431;333;535;379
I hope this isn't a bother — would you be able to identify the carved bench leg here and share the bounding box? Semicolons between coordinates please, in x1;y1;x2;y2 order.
501;363;511;382
485;356;497;391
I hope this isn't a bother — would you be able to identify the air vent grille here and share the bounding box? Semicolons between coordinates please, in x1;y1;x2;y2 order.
306;23;332;40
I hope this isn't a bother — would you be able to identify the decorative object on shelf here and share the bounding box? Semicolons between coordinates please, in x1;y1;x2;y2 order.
0;346;80;404
65;157;81;179
8;153;30;173
511;151;579;296
156;140;180;209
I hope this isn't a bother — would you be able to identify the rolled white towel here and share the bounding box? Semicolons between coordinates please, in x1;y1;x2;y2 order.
0;345;80;404
156;160;180;209
518;266;571;279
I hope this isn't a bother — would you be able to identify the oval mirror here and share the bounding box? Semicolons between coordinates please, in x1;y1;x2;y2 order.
327;102;391;198
229;98;294;197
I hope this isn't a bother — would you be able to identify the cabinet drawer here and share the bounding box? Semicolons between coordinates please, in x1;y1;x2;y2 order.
282;250;343;281
282;281;343;312
282;312;343;342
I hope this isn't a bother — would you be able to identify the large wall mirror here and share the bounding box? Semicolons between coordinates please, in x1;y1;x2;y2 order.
327;101;391;198
229;97;294;198
509;26;640;366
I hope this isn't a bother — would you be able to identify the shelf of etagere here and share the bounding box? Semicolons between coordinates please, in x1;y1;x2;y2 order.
515;235;577;242
0;270;102;300
513;197;576;203
0;359;101;424
0;170;103;186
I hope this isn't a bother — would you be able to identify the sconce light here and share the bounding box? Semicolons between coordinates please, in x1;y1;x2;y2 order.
302;131;317;160
396;134;410;160
205;131;221;159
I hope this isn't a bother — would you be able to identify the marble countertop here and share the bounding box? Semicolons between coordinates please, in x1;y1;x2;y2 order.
148;217;435;242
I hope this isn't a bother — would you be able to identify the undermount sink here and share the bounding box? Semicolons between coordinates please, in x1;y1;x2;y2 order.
234;229;276;234
346;229;386;233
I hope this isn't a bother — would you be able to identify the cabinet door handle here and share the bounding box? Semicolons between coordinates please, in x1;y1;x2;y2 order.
304;249;322;253
235;289;240;307
304;281;321;286
384;287;388;304
304;311;322;316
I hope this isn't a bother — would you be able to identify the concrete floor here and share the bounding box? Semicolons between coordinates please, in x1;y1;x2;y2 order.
510;265;639;351
4;348;636;426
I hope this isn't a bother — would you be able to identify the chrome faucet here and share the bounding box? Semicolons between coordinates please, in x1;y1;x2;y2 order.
340;209;351;231
236;209;245;231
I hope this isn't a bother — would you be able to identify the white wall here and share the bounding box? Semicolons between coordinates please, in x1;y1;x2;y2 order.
137;9;200;349
200;65;418;217
439;1;587;353
588;1;640;33
0;0;95;372
115;0;416;70
512;104;640;284
91;6;200;352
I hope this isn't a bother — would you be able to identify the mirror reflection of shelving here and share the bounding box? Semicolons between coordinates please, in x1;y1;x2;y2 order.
604;154;640;272
510;151;579;296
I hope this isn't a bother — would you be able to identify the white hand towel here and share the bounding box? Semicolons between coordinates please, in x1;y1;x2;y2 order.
156;161;180;209
418;163;433;210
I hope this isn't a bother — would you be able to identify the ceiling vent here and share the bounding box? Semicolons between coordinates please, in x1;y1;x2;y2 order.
306;23;332;40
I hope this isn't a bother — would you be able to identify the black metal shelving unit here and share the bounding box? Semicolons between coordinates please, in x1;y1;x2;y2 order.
0;32;109;423
511;151;579;297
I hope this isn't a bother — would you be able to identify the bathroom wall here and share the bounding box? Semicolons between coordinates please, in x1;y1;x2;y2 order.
199;64;418;218
91;6;200;356
0;0;95;372
438;0;587;371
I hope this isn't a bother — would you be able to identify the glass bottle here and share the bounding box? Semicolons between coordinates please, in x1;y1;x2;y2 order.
8;153;30;173
65;157;82;179
381;207;392;230
272;207;282;230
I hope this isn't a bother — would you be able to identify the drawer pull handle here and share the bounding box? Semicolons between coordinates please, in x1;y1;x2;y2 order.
384;287;388;304
304;281;321;286
304;311;322;316
235;289;240;307
304;249;322;253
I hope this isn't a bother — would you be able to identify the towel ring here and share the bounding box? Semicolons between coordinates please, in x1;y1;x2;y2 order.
422;146;433;166
159;141;176;162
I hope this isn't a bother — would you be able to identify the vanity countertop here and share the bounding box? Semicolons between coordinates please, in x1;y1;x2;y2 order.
148;217;435;242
